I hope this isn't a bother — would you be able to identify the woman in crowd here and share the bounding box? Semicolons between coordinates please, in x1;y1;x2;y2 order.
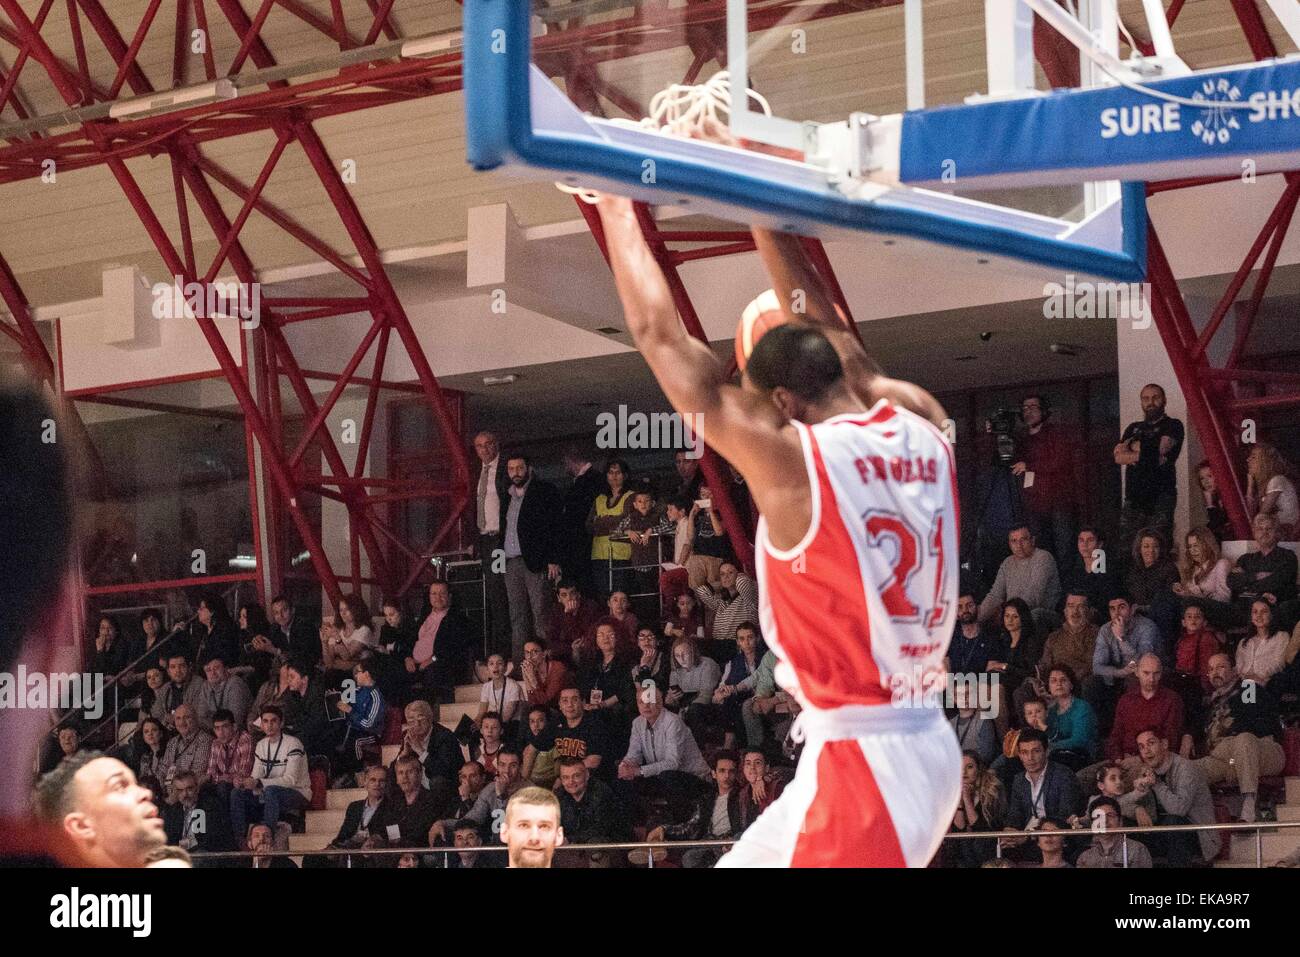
686;486;731;588
1127;528;1181;643
87;615;131;681
135;716;169;783
604;592;639;653
631;626;670;695
1237;599;1290;685
1247;442;1299;540
190;593;239;668
579;622;636;743
1195;460;1230;543
1044;665;1097;770
587;457;634;594
943;750;1006;868
989;598;1043;730
337;594;376;656
1172;525;1234;628
666;637;720;718
663;590;703;642
249;662;297;735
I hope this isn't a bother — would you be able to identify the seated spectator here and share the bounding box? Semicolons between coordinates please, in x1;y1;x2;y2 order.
617;683;712;824
550;686;612;773
367;598;413;701
978;525;1061;630
686;485;731;588
694;562;759;646
951;681;998;767
394;699;463;792
1058;527;1117;619
1173;602;1223;696
1106;654;1186;762
1246;442;1299;540
1076;796;1153;868
377;597;414;656
446;762;488;825
1044;665;1098;769
283;657;342;762
334;594;377;669
615;487;673;571
556;757;628;866
1196;653;1286;822
604;593;639;654
1080;762;1152;826
663;590;704;642
248;662;299;736
246;822;296;869
194;656;251;733
234;602;277;690
1039;589;1098;684
632;627;671;695
471;711;506;775
579;623;637;737
325;764;388;851
335;660;385;783
944;750;1006;868
647;749;746;868
159;704;212;796
205;708;254;804
429;748;526;844
1195;460;1231;543
990;598;1045;723
1032;819;1071;868
546;580;602;663
1172;526;1234;627
135;716;169;783
87;615;132;685
401;581;473;705
1088;592;1162;724
163;770;236;854
125;610;171;689
154;652;205;731
521;639;574;710
138;665;166;729
188;593;241;671
666;637;721;716
1127;527;1182;645
1236;599;1290;685
230;705;311;843
1120;728;1219;864
741;648;795;749
737;748;785;821
695;622;765;749
1004;728;1085;834
442;819;499;869
997;697;1050;785
947;590;998;676
1228;513;1299;630
268;595;319;669
48;726;82;773
519;706;560;786
477;653;525;726
373;751;449;847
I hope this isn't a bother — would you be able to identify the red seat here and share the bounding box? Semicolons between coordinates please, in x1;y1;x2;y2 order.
382;705;404;745
309;767;327;811
1283;725;1300;777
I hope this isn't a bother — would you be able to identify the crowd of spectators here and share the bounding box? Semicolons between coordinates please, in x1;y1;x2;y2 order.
51;390;1300;868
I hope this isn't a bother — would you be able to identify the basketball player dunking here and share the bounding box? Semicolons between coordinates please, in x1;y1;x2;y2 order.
594;185;962;867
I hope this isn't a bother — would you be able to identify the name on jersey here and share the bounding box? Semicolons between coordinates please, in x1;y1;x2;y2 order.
854;455;939;486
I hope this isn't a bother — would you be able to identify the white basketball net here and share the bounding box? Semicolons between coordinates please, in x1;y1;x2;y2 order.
556;70;773;204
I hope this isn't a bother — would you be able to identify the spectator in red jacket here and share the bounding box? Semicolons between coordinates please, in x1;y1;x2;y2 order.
546;580;601;663
1106;654;1186;762
522;640;574;709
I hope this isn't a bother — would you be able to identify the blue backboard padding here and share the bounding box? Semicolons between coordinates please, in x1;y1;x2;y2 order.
464;0;1147;281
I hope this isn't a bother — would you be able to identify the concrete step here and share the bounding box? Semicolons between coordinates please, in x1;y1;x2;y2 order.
288;833;329;853
326;787;365;810
1229;827;1300;862
455;684;481;703
440;702;478;726
1276;805;1300;823
1214;857;1287;867
382;744;399;766
305;808;346;835
1287;777;1300;806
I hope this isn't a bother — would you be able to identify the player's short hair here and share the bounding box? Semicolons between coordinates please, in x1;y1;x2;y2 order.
505;786;560;821
34;750;105;824
744;324;844;404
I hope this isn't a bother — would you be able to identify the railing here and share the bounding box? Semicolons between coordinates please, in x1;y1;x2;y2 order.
181;820;1300;868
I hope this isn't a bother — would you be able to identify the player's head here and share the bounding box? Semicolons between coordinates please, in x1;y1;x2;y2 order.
742;324;846;423
34;752;166;867
501;786;563;868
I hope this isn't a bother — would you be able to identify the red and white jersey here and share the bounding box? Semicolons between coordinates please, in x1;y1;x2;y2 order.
755;400;958;710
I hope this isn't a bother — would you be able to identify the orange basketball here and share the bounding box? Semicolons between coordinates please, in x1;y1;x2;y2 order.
735;288;787;372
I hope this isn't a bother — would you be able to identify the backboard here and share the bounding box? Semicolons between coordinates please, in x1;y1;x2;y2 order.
464;0;1300;281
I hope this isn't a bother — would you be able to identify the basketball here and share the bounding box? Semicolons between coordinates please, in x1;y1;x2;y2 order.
735;288;788;371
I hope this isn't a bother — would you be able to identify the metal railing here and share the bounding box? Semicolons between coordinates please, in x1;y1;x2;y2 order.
178;819;1300;868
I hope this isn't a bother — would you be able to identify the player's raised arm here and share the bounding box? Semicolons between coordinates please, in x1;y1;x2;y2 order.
592;195;793;483
749;225;948;429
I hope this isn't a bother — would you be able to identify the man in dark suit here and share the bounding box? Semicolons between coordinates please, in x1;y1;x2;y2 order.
397;581;473;705
500;451;563;665
374;752;454;847
162;771;237;855
269;595;319;669
475;431;512;658
561;445;605;597
1002;728;1084;862
329;764;389;848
